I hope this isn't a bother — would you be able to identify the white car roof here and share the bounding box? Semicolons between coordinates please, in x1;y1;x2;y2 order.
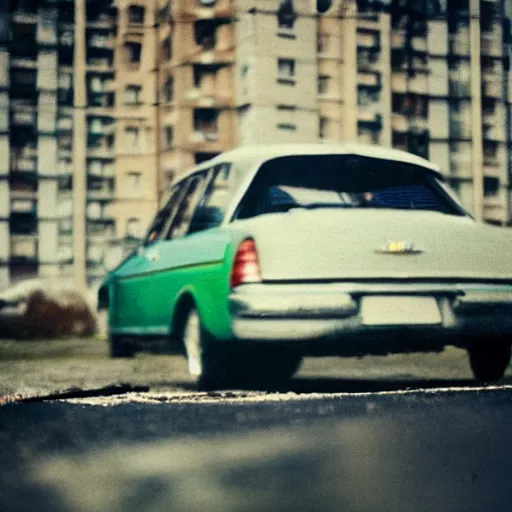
187;142;442;179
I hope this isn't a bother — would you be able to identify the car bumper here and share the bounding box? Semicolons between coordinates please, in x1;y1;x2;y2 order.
228;282;512;352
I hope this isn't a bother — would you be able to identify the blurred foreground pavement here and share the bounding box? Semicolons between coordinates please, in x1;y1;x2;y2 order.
1;385;512;512
1;338;512;511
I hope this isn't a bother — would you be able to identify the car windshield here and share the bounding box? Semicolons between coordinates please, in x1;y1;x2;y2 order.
235;154;466;219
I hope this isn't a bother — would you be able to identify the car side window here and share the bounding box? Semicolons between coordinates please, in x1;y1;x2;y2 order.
142;182;186;246
187;163;232;235
165;171;210;240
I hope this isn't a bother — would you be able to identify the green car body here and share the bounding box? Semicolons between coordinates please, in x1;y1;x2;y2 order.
102;229;242;342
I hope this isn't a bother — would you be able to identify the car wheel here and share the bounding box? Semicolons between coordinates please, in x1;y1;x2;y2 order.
468;342;511;382
109;334;135;359
181;307;229;389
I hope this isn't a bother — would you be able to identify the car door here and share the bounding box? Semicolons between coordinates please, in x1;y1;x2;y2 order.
122;170;213;333
134;164;235;334
113;181;188;333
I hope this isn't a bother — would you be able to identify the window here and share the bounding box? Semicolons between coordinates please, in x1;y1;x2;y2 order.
124;85;141;105
128;5;145;24
164;126;173;150
277;0;296;31
318;75;329;95
167;174;209;239
126;217;141;239
317;34;329;53
58;72;72;90
193;64;217;90
123;42;141;66
193;109;218;140
143;181;187;245
358;87;380;107
88;160;102;176
277;58;295;84
161;37;171;61
164;169;175;191
194;20;216;50
163;75;173;103
319;117;328;139
484;177;500;197
277;123;296;131
189;164;232;234
235;155;466;220
127;172;141;197
125;127;140;152
89;76;104;93
89;118;104;135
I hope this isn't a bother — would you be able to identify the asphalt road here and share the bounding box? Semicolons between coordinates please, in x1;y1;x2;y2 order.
2;338;512;512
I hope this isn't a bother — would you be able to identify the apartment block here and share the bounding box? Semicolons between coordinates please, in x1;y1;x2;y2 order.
156;0;236;190
1;0;512;291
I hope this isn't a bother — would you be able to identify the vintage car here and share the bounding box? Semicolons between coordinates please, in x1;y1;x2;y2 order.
98;143;512;388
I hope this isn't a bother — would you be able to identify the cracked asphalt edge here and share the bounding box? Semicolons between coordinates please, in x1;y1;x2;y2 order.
2;383;511;406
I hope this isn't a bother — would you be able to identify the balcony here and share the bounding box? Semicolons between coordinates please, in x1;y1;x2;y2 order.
357;112;383;131
86;57;114;71
10;196;37;214
482;78;502;99
176;0;234;19
357;31;380;52
190;130;218;143
88;91;114;108
87;143;115;160
11;109;37;128
56;117;73;132
449;119;470;140
11;10;38;25
10;156;37;176
87;244;104;265
483;161;501;178
449;35;470;55
483;204;505;224
9;40;38;69
87;179;114;201
408;73;428;94
358;71;380;88
481;35;502;58
37;24;57;46
87;32;114;51
391;113;408;133
10;235;38;262
192;20;234;64
87;9;116;29
483;122;505;142
357;48;379;72
391;72;407;94
448;81;470;98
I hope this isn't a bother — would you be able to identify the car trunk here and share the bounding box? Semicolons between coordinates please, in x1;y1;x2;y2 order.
235;209;512;282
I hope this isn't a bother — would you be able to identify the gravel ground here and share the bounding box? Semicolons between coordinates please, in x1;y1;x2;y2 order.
1;336;509;400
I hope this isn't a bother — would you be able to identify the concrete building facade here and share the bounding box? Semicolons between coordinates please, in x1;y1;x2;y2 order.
0;0;511;290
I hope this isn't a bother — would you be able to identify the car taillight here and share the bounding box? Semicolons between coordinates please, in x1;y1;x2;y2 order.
230;239;261;289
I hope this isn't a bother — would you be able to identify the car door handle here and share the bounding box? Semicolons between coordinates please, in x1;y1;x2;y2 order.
145;250;160;262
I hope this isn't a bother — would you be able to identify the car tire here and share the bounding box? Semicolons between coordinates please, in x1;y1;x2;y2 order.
181;307;230;390
181;308;302;390
109;334;135;359
468;342;511;382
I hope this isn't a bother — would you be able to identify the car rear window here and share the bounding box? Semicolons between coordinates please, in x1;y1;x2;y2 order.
235;154;466;219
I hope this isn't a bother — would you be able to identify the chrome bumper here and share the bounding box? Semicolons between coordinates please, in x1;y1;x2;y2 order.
228;282;512;343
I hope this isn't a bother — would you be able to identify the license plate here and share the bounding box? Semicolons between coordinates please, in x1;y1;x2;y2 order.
360;296;442;326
